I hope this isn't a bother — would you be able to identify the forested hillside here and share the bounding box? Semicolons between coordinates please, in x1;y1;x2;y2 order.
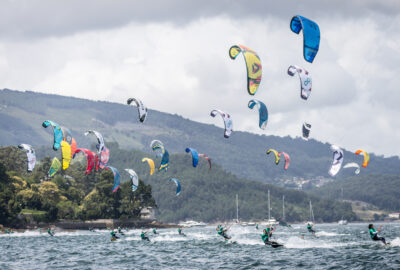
310;174;400;211
0;144;356;224
0;146;156;227
1;89;400;185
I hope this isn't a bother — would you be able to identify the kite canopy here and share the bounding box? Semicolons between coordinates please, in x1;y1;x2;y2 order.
287;65;312;100
329;145;343;177
42;120;63;150
266;149;280;165
185;148;199;167
142;158;155;175
60;141;72;170
170;178;181;196
73;148;96;175
151;141;169;172
290;15;320;63
106;166;120;192
210;109;233;138
125;169;139;192
18;144;36;172
48;157;61;177
302;122;312;140
99;146;109;169
343;162;360;175
127;98;148;123
229;44;262;95
84;130;105;153
248;99;268;130
198;154;212;170
278;152;290;170
355;150;369;168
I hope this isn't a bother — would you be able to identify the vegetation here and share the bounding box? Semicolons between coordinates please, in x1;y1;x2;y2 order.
310;174;400;211
0;146;156;227
0;144;356;226
1;88;400;186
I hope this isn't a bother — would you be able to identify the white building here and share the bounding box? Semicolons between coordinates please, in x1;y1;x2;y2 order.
140;207;155;220
388;213;400;219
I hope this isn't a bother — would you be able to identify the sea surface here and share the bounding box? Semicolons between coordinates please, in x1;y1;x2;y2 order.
0;223;399;269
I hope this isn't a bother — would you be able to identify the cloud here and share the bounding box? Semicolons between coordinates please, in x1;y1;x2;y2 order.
0;3;399;157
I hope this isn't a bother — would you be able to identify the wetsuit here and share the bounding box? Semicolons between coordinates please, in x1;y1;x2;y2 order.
153;229;157;234
178;228;185;236
118;228;124;235
369;228;386;244
256;224;259;230
141;232;150;241
110;231;119;240
307;224;315;234
47;228;54;236
261;232;270;244
217;227;230;240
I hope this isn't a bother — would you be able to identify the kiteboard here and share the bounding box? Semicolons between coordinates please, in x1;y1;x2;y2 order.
111;237;118;242
266;241;284;248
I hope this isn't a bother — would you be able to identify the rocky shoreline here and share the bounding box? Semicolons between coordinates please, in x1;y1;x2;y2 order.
1;219;180;232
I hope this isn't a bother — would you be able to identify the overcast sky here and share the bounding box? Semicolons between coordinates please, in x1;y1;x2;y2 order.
1;0;399;157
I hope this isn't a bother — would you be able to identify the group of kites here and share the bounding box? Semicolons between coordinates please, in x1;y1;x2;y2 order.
17;15;371;197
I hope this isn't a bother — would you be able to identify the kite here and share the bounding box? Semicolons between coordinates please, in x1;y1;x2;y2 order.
248;99;268;129
229;44;262;95
290;15;320;63
210;109;233;138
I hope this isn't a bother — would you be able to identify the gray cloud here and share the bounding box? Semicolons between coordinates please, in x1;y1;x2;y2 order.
0;1;399;157
0;0;399;40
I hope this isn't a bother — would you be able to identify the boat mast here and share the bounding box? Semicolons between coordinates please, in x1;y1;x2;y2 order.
268;190;271;221
236;194;239;223
282;195;285;221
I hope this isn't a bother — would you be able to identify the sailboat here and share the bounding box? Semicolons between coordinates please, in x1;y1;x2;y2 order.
265;190;279;227
338;188;348;225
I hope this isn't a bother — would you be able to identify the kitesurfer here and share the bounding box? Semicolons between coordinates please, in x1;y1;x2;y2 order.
256;224;259;230
153;228;158;234
47;228;54;236
118;226;124;235
141;231;150;241
178;228;185;236
368;224;387;245
216;224;230;240
307;222;315;235
110;230;119;241
261;227;274;245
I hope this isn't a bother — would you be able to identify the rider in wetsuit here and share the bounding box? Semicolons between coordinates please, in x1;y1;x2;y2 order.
216;225;230;240
178;228;185;236
110;230;119;240
261;227;274;245
117;226;124;235
141;231;150;241
307;222;315;234
368;224;386;245
47;228;54;236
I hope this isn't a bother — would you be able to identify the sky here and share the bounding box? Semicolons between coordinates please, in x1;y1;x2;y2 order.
1;0;399;157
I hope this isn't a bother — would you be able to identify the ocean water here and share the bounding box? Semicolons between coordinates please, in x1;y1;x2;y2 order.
0;223;399;269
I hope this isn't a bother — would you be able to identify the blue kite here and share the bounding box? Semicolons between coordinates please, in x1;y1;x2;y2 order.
290;15;320;63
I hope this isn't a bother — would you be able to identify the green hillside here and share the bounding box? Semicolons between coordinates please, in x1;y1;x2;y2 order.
1;89;400;186
0;144;356;224
310;174;400;212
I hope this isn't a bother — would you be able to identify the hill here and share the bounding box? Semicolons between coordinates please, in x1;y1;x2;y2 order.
310;174;400;213
0;144;356;224
1;89;400;186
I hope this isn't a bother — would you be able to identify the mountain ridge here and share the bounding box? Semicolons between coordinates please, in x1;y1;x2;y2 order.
1;88;400;186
